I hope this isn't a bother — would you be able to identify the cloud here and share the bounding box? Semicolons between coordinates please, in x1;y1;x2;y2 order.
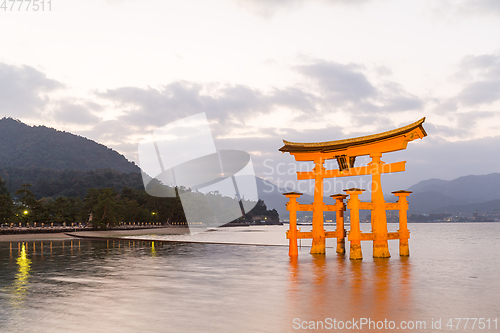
95;82;317;156
456;111;496;129
457;80;500;106
375;66;393;76
392;134;500;189
98;82;207;125
215;85;316;118
0;59;423;153
459;53;500;79
412;111;499;141
423;122;470;139
0;63;62;117
0;60;427;181
296;61;376;102
295;60;423;116
88;58;429;170
52;100;102;125
449;53;500;107
92;79;330;172
426;0;500;21
377;82;423;112
97;81;317;131
232;0;371;17
461;0;500;16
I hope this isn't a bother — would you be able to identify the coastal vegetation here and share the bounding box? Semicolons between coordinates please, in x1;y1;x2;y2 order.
0;177;186;229
0;177;280;229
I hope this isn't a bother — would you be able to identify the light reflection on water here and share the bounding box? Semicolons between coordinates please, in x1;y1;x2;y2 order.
7;243;32;309
286;255;415;329
0;223;499;332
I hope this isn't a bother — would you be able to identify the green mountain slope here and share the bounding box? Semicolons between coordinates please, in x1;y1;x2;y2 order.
0;117;139;173
0;167;144;199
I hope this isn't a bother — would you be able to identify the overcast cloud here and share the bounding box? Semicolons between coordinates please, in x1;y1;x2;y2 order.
461;0;500;15
451;53;500;107
0;63;62;118
233;0;371;17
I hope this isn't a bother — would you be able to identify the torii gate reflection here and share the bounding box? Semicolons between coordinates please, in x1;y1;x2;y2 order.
280;118;427;259
287;256;413;328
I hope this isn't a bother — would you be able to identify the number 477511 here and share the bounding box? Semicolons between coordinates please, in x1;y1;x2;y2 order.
1;0;51;11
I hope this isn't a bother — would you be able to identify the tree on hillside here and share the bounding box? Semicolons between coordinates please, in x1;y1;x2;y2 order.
0;177;14;223
14;183;41;222
85;188;122;229
42;196;84;224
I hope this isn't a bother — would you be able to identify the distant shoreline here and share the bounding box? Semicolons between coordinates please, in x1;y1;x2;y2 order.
0;232;73;242
0;227;189;242
0;225;175;236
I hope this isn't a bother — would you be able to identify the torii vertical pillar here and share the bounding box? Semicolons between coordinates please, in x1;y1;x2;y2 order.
285;192;302;257
393;190;411;256
311;158;326;255
370;153;391;258
346;188;364;260
331;194;347;254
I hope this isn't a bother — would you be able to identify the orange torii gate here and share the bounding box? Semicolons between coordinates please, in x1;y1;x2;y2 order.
280;118;427;259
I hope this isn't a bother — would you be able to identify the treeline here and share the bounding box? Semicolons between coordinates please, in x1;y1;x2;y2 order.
0;176;280;229
0;177;186;229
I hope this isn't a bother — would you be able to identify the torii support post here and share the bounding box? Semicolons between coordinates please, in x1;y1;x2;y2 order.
370;152;391;258
311;158;326;254
284;192;302;257
392;190;412;256
345;188;364;260
331;194;347;254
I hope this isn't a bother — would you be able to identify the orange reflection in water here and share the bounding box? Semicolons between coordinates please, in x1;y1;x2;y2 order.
287;254;413;328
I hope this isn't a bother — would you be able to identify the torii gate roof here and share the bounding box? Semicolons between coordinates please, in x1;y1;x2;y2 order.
279;117;427;155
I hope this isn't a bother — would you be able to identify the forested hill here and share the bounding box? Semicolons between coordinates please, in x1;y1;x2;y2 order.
1;167;144;199
0;117;140;173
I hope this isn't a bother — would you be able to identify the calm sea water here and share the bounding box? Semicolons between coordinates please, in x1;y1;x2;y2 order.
0;223;499;332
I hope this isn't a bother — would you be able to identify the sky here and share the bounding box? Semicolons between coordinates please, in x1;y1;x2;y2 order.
1;0;500;194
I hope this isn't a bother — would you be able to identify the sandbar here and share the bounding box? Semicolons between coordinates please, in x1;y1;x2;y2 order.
0;227;188;242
